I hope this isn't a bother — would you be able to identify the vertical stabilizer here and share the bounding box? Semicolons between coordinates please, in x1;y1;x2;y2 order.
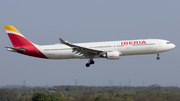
4;25;33;48
4;25;47;59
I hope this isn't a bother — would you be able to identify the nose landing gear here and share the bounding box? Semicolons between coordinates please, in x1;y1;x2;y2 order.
156;54;160;60
86;59;95;67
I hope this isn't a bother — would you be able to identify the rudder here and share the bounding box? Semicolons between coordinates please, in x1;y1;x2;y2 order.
4;25;33;48
4;25;47;59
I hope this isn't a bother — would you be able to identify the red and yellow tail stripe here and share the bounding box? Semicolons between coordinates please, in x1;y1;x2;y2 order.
4;25;22;35
4;25;47;59
4;25;29;48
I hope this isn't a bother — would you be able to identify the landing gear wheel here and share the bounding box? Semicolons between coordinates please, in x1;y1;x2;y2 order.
86;59;95;67
157;57;160;60
90;61;95;64
86;63;90;67
156;54;160;60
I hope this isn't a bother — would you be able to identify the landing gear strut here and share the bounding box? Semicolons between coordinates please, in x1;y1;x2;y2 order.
156;54;160;60
86;59;95;67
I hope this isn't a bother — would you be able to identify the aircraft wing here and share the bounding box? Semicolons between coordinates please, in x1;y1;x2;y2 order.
59;38;103;57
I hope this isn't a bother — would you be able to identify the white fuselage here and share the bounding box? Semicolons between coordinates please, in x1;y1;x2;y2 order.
4;25;176;67
37;39;175;59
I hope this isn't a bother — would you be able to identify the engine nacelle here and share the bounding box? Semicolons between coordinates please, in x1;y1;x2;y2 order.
101;51;120;60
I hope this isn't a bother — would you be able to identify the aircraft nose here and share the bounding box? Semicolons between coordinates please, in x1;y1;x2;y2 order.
172;44;176;49
166;43;175;51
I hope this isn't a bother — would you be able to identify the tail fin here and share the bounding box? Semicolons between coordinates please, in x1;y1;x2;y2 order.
4;25;47;59
4;25;34;48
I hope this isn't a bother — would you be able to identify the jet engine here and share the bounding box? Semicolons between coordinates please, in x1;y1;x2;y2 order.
101;51;120;60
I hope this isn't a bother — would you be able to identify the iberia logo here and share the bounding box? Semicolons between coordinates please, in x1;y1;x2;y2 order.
121;40;146;45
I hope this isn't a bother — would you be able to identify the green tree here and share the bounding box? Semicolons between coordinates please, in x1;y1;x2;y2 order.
32;92;51;101
95;96;103;101
51;92;64;98
122;98;134;101
32;92;62;101
0;89;17;101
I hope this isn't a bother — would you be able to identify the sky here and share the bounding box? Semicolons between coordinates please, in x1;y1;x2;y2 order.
0;0;179;87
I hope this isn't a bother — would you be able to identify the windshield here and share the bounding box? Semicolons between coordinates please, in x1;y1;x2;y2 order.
166;42;172;44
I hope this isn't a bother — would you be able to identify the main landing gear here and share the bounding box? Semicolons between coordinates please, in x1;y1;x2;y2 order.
86;59;95;67
156;54;160;60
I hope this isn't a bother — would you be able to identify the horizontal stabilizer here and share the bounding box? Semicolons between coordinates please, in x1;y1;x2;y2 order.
5;46;25;53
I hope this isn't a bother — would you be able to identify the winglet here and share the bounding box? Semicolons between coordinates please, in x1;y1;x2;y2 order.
59;38;69;44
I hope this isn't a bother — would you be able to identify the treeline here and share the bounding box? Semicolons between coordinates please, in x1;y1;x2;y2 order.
1;85;180;101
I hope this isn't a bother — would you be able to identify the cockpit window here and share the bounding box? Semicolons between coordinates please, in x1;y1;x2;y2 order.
167;42;171;44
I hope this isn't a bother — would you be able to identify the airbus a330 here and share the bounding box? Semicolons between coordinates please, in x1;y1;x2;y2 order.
4;25;175;67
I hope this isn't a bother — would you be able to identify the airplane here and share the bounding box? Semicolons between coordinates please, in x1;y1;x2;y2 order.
4;25;175;67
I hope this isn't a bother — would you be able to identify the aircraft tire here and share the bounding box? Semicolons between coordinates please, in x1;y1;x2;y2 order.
90;61;95;64
156;57;160;60
86;63;90;67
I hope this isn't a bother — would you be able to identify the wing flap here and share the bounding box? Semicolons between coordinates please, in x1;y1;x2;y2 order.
59;38;103;57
